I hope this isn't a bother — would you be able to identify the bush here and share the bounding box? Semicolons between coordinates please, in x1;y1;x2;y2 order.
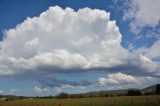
56;93;69;99
5;98;14;101
156;84;160;94
105;94;109;97
127;90;143;96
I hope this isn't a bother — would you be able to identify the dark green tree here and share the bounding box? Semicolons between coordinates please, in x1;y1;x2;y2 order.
127;90;142;96
156;84;160;94
56;93;68;99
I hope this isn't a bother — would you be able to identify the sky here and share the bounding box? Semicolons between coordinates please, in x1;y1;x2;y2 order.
0;0;160;96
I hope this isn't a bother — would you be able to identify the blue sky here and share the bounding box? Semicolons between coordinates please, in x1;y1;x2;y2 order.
0;0;160;96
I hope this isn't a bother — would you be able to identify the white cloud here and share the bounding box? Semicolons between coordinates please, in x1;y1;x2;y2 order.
145;39;160;58
108;72;137;83
10;49;88;70
123;0;160;34
33;86;48;93
0;6;128;76
72;36;93;47
98;72;159;86
132;39;160;59
61;85;85;89
130;39;160;73
98;78;118;85
98;73;136;85
55;87;63;93
0;5;159;87
0;89;4;94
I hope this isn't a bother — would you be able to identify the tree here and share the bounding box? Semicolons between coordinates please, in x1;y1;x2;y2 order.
5;97;14;101
156;84;160;94
105;94;109;97
100;92;105;97
127;90;142;96
56;93;68;99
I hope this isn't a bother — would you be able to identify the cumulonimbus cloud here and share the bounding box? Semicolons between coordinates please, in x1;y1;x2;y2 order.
0;6;159;87
0;6;127;75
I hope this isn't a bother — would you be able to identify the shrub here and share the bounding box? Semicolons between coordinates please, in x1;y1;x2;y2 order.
156;84;160;94
56;93;69;99
127;90;143;96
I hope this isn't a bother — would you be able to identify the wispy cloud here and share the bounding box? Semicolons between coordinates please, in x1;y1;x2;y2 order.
119;0;160;36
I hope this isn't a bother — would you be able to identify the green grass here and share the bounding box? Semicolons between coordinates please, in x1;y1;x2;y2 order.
0;96;160;106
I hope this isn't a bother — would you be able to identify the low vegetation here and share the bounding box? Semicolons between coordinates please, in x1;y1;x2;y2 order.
0;84;160;106
0;96;160;106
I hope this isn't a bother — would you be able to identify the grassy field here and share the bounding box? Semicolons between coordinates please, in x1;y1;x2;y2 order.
0;96;160;106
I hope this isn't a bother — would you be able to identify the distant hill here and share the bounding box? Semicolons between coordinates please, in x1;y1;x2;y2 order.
0;84;160;100
82;88;140;96
142;84;160;95
68;84;160;98
68;88;141;98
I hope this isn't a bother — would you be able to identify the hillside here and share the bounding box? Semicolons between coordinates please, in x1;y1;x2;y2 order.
68;84;160;98
142;84;159;95
0;84;160;99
